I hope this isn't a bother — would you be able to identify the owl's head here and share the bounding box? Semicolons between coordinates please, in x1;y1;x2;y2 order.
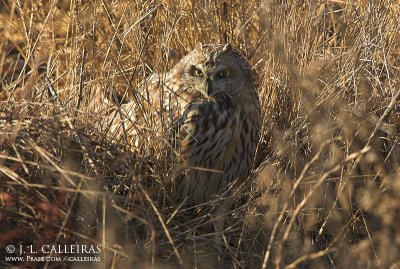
173;43;255;101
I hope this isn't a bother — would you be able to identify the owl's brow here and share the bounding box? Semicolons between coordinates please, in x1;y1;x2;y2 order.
204;53;216;67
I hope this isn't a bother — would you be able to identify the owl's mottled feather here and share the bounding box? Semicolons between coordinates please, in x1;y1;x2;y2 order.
108;43;261;207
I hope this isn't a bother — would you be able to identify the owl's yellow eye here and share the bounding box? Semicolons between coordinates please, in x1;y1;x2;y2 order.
218;69;230;78
193;69;203;77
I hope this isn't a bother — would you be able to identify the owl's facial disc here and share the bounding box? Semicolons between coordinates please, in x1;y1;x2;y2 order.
186;65;208;97
187;63;235;98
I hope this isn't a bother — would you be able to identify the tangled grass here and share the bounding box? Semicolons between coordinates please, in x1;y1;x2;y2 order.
1;1;400;268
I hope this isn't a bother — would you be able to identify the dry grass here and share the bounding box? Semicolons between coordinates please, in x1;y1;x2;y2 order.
1;1;400;268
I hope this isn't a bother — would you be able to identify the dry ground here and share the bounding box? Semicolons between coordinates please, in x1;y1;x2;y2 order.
1;1;400;268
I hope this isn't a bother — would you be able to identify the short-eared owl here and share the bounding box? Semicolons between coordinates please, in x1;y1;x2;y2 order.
108;43;261;208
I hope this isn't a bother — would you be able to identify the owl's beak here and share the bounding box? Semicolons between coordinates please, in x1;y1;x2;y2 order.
206;79;213;96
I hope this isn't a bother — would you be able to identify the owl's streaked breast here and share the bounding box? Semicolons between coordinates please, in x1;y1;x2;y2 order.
175;95;260;204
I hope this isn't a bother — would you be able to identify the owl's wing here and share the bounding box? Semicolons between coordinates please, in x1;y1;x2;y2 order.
105;72;191;149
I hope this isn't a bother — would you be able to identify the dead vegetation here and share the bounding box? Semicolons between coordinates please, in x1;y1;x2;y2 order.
1;1;400;268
